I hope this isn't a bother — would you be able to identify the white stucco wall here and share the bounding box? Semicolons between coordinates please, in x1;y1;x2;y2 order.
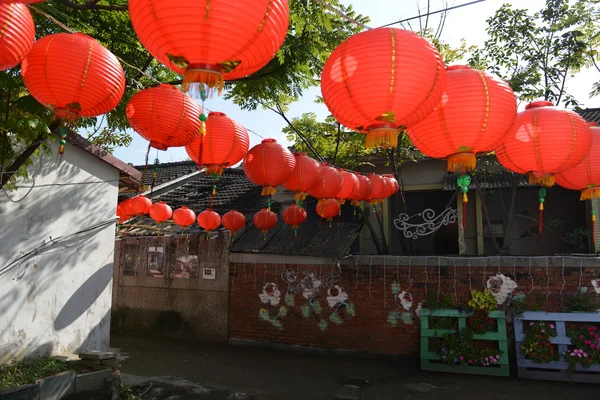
0;141;119;362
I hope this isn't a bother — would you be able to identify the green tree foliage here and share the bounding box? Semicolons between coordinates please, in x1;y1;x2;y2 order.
1;0;367;188
468;0;600;108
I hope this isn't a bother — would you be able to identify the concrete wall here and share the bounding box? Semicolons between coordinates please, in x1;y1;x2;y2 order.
0;141;118;363
112;233;230;342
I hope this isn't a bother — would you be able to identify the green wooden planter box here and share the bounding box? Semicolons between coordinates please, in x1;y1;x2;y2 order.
420;308;509;377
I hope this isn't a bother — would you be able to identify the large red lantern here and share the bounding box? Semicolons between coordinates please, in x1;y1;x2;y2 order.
282;204;307;238
129;194;153;216
150;202;173;223
198;210;221;231
127;85;201;150
116;201;131;223
321;28;446;149
128;0;289;98
0;3;34;71
173;206;196;228
496;101;592;187
407;65;517;172
253;209;277;235
349;174;373;206
243;138;295;196
22;33;125;122
316;198;340;223
222;210;246;235
0;1;45;3
308;164;343;200
336;169;359;204
185;112;249;177
556;123;600;200
283;153;322;202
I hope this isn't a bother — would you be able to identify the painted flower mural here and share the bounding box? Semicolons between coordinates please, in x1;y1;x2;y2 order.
592;280;600;294
326;285;348;307
259;282;281;306
486;274;518;305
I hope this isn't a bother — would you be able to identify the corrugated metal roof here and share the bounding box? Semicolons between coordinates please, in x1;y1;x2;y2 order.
444;171;532;191
134;160;199;186
577;108;600;123
230;219;361;258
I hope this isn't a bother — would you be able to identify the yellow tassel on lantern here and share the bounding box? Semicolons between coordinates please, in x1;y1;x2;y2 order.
182;67;224;98
592;213;596;223
539;202;544;211
528;173;555;187
261;186;277;196
365;128;398;149
199;121;206;136
581;187;600;201
448;153;477;174
205;164;224;176
338;199;346;205
58;145;65;155
463;192;468;203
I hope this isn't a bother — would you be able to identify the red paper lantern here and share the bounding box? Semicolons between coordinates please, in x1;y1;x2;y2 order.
172;206;196;227
185;112;249;176
349;174;373;206
129;194;152;216
283;153;323;201
127;84;201;150
556;123;600;200
282;204;307;229
336;169;359;204
308;164;343;200
381;174;399;199
253;209;278;234
365;174;388;205
496;101;592;187
316;198;340;222
243;138;295;196
321;28;446;149
197;210;221;231
0;3;34;71
407;65;517;172
222;210;246;234
150;202;173;223
116;202;131;223
21;33;125;122
0;1;45;3
128;0;289;97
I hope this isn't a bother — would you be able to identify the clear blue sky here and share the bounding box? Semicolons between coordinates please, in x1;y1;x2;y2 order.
112;0;600;166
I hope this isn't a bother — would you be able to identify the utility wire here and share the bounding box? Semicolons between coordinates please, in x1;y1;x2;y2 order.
379;0;486;28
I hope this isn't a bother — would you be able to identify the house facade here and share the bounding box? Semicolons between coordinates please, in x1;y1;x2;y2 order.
0;133;140;363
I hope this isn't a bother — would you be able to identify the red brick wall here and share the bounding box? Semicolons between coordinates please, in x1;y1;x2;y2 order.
228;256;600;355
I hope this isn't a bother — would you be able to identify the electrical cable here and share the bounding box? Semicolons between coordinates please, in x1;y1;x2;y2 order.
379;0;487;28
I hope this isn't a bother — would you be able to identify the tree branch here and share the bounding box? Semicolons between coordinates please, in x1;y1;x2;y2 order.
56;0;128;11
333;123;341;165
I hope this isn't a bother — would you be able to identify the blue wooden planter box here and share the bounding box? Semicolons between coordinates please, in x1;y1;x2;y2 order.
515;311;600;383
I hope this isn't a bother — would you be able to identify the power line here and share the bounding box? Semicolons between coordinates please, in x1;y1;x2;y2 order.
379;0;486;28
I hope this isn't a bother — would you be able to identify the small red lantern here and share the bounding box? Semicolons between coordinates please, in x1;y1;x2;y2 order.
349;174;373;206
116;202;131;223
321;28;446;149
407;65;517;173
243;138;295;196
496;101;592;187
185;112;249;177
0;3;34;71
127;84;202;150
22;33;126;122
173;206;196;228
282;204;307;238
128;0;289;98
129;194;152;216
283;153;323;202
222;210;246;235
381;175;399;199
365;174;388;205
0;1;45;3
150;202;173;223
336;169;359;204
556;122;600;200
253;209;277;234
308;164;343;200
197;210;221;231
316;198;340;223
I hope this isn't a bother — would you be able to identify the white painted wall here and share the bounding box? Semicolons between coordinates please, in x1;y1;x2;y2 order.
0;141;119;362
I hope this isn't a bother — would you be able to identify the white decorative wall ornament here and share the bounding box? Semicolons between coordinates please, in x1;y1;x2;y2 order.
399;291;413;310
592;280;600;294
486;273;518;304
394;208;458;239
415;301;424;317
326;285;348;308
259;282;281;306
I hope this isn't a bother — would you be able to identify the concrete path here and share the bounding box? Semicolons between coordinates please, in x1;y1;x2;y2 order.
112;335;597;400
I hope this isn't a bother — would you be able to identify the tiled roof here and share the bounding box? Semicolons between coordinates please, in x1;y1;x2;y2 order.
230;219;361;258
577;108;600;123
134;160;199;186
444;171;532;191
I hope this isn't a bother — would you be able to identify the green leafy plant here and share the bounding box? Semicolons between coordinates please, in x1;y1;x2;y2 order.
520;321;559;364
467;289;496;313
564;288;599;312
565;325;600;372
504;292;527;320
423;291;453;310
436;329;503;367
0;358;72;390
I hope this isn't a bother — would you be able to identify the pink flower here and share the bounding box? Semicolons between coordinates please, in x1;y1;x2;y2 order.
541;329;545;333
530;322;534;326
460;356;464;360
496;355;501;360
550;324;555;329
578;354;582;358
468;360;473;364
591;344;596;349
571;353;576;357
580;335;585;339
584;353;588;358
585;340;592;345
